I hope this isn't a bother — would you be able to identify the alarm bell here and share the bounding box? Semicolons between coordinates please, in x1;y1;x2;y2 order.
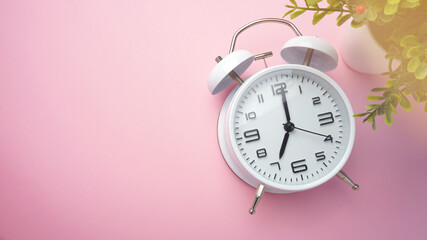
208;50;254;95
280;36;338;72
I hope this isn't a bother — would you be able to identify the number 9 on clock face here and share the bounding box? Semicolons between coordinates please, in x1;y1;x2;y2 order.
218;64;355;193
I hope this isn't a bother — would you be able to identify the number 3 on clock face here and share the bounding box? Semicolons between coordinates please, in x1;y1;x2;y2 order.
218;64;355;193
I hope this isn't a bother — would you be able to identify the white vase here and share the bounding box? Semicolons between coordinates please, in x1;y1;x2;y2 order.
341;24;392;75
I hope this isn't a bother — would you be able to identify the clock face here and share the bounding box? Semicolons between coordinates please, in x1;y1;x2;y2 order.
230;66;354;189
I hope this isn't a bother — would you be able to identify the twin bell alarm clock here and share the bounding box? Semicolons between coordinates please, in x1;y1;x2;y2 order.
208;18;359;215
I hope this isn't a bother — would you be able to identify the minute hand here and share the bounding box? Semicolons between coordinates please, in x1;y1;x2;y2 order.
281;91;291;122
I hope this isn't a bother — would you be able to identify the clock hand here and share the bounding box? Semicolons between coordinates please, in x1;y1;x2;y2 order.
281;90;291;122
293;126;333;142
279;132;290;159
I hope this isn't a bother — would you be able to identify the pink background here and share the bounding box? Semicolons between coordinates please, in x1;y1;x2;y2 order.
1;1;426;239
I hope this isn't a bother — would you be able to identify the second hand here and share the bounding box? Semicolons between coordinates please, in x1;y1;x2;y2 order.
293;126;330;138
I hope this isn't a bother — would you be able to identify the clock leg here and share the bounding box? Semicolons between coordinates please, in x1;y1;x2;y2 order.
249;184;265;215
336;171;359;190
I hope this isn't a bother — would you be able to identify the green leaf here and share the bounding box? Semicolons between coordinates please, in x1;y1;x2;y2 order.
400;0;419;8
390;93;401;102
385;108;393;125
378;12;395;22
371;87;389;92
367;6;378;21
402;48;410;60
383;91;390;99
415;62;427;79
387;0;400;4
402;88;411;95
389;103;396;114
386;79;396;85
365;104;379;109
331;0;340;7
373;1;384;11
377;105;385;115
407;46;424;58
399;93;413;111
290;10;306;19
399;1;419;8
408;56;421;72
306;0;322;6
412;92;421;103
405;78;423;91
290;0;297;6
400;35;418;47
313;11;327;25
284;9;296;18
363;111;376;123
353;112;369;117
351;20;364;28
337;14;352;26
325;3;334;15
384;3;398;15
389;71;400;80
367;95;385;101
404;0;419;4
365;112;377;130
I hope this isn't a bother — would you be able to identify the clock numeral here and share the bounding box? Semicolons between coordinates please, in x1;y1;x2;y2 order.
312;96;321;105
244;129;260;143
270;162;281;170
299;85;303;94
271;82;287;96
256;148;267;158
245;111;256;120
318;112;334;126
324;135;333;142
315;151;326;161
291;159;308;173
257;94;264;103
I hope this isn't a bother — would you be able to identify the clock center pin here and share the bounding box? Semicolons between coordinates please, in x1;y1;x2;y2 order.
283;122;295;132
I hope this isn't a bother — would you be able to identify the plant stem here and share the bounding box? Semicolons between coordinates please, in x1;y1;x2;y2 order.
285;5;352;12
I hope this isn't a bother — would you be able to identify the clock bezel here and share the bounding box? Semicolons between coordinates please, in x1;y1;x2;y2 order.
223;64;356;192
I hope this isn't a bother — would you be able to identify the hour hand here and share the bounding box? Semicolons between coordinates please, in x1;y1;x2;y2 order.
279;132;290;159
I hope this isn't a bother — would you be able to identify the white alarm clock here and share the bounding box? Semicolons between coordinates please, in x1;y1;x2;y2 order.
208;18;359;214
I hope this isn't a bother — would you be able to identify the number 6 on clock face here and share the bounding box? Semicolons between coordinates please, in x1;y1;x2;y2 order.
217;64;355;193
